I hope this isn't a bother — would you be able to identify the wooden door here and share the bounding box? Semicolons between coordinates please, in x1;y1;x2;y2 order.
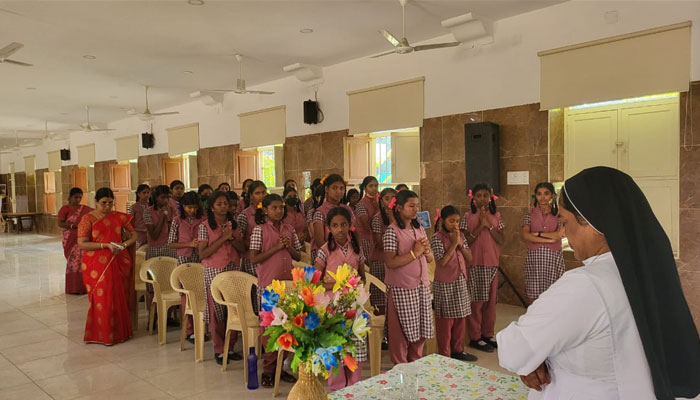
564;109;618;178
110;164;131;213
161;157;184;187
72;168;88;206
344;136;370;183
234;150;258;188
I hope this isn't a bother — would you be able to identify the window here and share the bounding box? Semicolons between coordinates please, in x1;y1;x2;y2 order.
373;134;392;184
258;146;276;188
345;128;419;186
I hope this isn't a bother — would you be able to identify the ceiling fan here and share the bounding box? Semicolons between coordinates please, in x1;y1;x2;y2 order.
127;85;180;121
79;106;115;132
372;0;460;58
0;42;33;67
0;131;39;154
206;54;275;95
42;121;71;140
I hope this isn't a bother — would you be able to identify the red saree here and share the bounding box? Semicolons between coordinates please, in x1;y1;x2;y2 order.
78;211;135;345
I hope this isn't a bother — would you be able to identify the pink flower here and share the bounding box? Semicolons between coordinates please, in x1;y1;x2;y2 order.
259;311;274;326
345;309;357;319
271;308;287;326
314;292;330;308
379;380;387;385
348;275;361;288
311;269;322;284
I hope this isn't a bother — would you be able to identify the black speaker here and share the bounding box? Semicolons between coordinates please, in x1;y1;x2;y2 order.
303;100;319;124
465;122;500;194
141;132;155;149
60;149;71;161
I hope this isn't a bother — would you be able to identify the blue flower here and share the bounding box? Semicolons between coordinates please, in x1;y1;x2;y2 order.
314;346;341;370
303;266;316;282
305;312;320;330
261;288;280;312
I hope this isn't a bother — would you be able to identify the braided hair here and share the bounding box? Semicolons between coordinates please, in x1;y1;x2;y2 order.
534;182;558;216
254;194;286;225
319;174;346;206
326;206;361;254
435;205;460;233
206;190;237;230
391;190;421;229
245;180;267;209
470;183;497;215
378;187;396;226
358;176;378;199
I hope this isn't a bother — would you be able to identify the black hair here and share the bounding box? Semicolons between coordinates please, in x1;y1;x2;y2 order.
170;180;185;190
254;193;286;225
217;182;231;191
95;187;114;202
283;179;297;189
206;190;237;230
136;184;152;205
534;182;558;216
346;189;360;205
395;183;409;192
326;206;361;255
435;205;460;233
240;178;254;203
282;186;302;213
179;191;203;220
358;176;378;199
197;184;213;195
151;185;171;210
226;190;239;202
311;184;325;211
378;187;397;226
309;177;322;192
245;180;267;208
391;190;421;229
69;187;83;198
470;183;497;215
319;174;346;207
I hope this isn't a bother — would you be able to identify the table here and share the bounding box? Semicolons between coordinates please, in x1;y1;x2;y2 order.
1;212;42;233
330;354;529;400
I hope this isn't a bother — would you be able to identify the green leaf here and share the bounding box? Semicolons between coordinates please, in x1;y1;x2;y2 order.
319;332;346;348
290;351;301;373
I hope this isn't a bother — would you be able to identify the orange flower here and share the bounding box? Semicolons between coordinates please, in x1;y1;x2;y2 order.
300;286;315;306
291;267;305;284
343;354;358;372
293;312;307;328
277;333;298;350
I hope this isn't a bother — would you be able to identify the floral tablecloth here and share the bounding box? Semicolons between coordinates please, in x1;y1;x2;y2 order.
329;354;529;400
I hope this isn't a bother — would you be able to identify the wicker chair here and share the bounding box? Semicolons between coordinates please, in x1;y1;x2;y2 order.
364;272;387;377
170;263;206;362
210;271;262;377
141;256;179;345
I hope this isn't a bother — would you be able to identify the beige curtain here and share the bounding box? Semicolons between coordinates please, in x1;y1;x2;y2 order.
48;150;61;171
167;123;200;157
77;144;95;167
239;106;286;150
348;77;424;135
115;135;140;161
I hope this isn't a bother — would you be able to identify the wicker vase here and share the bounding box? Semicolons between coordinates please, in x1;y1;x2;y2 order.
287;363;327;400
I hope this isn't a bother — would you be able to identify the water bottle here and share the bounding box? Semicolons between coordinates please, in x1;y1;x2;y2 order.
247;347;259;390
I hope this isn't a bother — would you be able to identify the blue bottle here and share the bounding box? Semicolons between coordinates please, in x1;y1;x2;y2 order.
247;347;259;390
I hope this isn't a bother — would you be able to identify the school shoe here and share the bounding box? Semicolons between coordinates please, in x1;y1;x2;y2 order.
215;352;243;365
469;339;495;353
482;336;498;349
451;352;478;362
186;334;195;344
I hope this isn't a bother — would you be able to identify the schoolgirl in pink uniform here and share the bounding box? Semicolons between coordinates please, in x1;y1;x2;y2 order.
236;180;267;276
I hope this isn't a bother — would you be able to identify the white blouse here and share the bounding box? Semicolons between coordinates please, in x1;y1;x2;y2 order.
497;252;655;400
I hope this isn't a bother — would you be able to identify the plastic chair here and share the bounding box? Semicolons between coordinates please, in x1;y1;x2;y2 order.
170;263;206;362
364;272;387;377
134;250;148;329
210;271;262;378
299;242;312;264
137;244;148;253
273;280;296;397
141;256;179;345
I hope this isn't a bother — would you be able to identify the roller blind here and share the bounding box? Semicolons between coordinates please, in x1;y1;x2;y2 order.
167;123;199;157
77;144;95;167
24;155;35;174
239;106;286;149
348;77;424;135
48;150;61;171
391;131;420;183
539;22;691;110
115;135;139;161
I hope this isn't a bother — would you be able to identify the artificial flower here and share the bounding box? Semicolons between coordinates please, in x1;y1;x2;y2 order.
270;280;286;296
388;197;397;209
257;202;263;209
355;286;370;306
303;266;316;282
293;312;307;328
315;346;341;370
327;264;352;292
300;286;315;306
348;275;361;288
343;353;358;372
345;309;357;319
311;269;322;284
305;312;320;330
352;313;371;338
313;291;330;308
261;288;280;312
271;307;287;326
259;310;274;326
291;267;305;283
277;333;298;350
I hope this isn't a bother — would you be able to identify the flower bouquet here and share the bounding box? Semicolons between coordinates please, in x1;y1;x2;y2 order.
260;264;371;382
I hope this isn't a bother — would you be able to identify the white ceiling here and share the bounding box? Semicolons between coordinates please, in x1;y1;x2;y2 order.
0;0;564;145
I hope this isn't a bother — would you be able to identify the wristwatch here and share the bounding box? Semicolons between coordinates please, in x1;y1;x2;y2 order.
537;232;542;237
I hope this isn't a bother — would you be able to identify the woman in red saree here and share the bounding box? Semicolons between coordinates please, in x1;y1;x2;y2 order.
77;188;137;346
57;188;93;294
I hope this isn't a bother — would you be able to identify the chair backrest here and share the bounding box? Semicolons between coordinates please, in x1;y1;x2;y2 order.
134;251;146;286
143;256;178;297
364;272;386;313
171;263;205;315
137;244;148;253
210;271;259;327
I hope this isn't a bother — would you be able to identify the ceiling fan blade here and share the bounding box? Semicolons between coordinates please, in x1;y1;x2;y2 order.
3;58;32;67
0;42;23;58
204;89;235;92
244;90;275;95
91;129;116;132
379;30;401;47
150;111;180;116
413;42;461;51
371;50;397;58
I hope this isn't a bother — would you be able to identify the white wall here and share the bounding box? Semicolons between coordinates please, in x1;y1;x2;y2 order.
3;0;700;173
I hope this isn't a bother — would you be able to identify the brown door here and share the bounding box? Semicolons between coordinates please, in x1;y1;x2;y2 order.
72;168;88;206
110;164;131;213
234;150;258;189
161;157;184;187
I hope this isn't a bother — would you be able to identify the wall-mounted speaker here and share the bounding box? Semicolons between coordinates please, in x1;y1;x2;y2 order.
465;122;500;194
141;132;155;149
304;100;319;124
60;149;71;161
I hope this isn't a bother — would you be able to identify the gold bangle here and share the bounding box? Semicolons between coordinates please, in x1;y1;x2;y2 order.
100;243;104;249
410;250;416;260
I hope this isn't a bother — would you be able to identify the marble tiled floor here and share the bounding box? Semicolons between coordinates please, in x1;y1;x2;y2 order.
0;234;525;400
